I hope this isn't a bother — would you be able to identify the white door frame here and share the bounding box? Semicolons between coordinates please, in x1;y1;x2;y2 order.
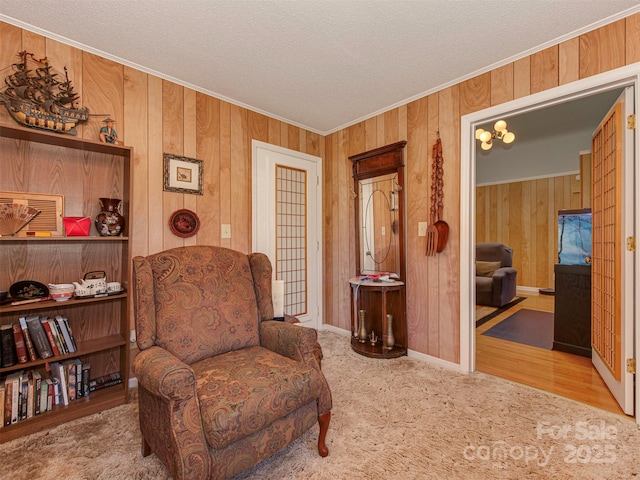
251;140;323;329
460;65;639;423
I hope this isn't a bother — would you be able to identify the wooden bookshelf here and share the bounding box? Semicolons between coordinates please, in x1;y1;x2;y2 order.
0;124;131;442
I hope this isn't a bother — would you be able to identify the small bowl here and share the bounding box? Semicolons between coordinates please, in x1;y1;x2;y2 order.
50;291;74;302
0;290;8;302
48;283;75;302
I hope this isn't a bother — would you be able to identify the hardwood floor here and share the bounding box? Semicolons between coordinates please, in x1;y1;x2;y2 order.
475;294;626;416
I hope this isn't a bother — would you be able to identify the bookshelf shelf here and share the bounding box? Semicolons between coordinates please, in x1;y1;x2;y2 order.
0;335;126;375
0;292;128;315
0;124;131;443
0;383;127;443
0;236;129;242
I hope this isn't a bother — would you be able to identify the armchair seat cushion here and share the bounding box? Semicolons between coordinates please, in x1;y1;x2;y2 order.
193;345;319;450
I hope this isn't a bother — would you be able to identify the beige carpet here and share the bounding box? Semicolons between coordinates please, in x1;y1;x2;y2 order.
2;330;639;480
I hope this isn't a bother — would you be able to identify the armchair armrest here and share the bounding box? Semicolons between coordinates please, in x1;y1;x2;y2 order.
134;346;210;480
260;320;332;416
491;266;518;307
134;346;197;401
493;267;518;278
260;320;319;365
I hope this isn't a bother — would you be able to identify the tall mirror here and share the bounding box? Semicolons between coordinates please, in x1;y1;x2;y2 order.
358;172;401;275
350;141;406;280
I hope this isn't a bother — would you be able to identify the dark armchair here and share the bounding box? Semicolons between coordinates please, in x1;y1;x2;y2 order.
132;246;332;480
475;242;517;307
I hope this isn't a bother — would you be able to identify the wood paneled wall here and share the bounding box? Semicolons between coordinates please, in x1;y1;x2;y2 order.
324;14;640;363
476;174;581;289
2;13;640;366
0;22;323;369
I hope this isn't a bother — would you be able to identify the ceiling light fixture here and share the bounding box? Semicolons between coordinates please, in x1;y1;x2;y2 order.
475;120;516;151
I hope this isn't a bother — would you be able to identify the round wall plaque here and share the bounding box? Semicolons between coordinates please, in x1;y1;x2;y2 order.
169;209;201;238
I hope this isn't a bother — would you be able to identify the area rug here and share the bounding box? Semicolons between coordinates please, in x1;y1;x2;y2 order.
475;296;526;327
2;330;639;480
482;308;554;349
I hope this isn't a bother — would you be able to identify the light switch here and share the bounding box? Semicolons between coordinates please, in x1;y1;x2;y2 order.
381;226;386;236
418;222;428;237
221;224;231;239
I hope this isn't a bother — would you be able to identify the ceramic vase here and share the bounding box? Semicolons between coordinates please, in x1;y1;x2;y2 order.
95;198;125;236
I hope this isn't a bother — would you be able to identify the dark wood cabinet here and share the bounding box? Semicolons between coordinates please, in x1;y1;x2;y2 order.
349;278;406;358
553;264;591;357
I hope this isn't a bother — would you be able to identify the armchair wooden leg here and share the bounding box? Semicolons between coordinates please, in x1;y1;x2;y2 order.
141;436;151;457
317;411;331;457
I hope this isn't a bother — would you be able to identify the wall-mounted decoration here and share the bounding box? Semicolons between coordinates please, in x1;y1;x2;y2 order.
99;117;123;145
0;51;89;135
163;153;203;195
169;209;201;238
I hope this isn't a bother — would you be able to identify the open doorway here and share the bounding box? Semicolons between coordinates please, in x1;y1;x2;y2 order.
473;90;623;414
459;66;639;424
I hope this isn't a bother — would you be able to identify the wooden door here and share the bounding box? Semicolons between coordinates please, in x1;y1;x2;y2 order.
591;87;635;415
252;141;322;329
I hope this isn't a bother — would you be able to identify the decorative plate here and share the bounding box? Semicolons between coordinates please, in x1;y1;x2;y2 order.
10;280;49;300
169;209;201;238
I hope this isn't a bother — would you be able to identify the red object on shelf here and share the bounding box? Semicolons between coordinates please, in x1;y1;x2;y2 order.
63;217;91;236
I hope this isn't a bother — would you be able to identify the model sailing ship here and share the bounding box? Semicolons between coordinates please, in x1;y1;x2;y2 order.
0;51;89;135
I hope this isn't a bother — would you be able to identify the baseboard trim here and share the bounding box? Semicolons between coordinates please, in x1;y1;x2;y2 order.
517;286;540;296
407;349;462;372
319;324;351;337
319;324;463;372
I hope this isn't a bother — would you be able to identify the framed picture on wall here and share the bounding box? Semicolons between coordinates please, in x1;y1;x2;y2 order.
163;153;203;195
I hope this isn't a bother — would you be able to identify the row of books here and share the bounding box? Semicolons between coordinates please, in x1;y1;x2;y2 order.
1;315;78;368
2;359;89;426
1;365;123;427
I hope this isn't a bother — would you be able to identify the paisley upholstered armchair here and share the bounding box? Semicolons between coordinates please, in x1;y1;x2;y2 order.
132;246;332;480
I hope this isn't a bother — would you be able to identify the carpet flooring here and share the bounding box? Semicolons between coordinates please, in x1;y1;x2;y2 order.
475;296;526;327
482;308;554;349
2;331;639;480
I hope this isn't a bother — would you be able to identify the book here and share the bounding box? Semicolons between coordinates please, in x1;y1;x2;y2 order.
0;385;4;429
40;318;60;356
18;373;28;421
49;362;69;405
43;378;54;411
55;316;76;354
19;317;38;361
1;324;17;367
51;377;61;406
81;363;90;397
26;373;34;419
11;323;28;364
3;376;13;426
89;371;122;392
74;359;83;399
46;318;66;355
38;376;49;415
5;371;22;424
31;370;42;415
63;360;77;402
25;315;54;359
63;317;77;352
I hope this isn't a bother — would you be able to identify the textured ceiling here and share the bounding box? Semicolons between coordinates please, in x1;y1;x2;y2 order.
1;1;639;134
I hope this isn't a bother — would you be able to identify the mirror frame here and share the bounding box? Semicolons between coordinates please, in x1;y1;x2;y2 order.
349;141;407;280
